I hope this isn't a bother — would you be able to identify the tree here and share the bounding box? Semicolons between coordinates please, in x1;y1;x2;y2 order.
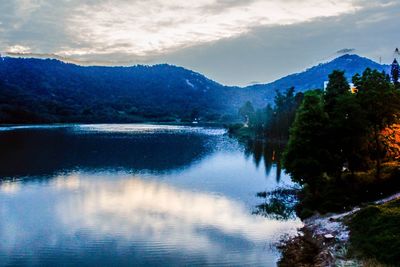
391;59;399;87
273;87;304;140
324;70;350;113
239;101;255;125
330;93;369;174
283;90;330;195
263;104;275;137
353;68;400;178
323;70;369;176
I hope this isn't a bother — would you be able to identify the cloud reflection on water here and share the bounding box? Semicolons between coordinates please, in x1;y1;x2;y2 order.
56;172;300;245
0;124;301;266
0;172;301;266
54;172;300;264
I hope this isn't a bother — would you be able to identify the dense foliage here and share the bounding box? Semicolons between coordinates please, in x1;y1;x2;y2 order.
234;87;304;142
0;57;260;123
349;199;400;265
0;54;389;124
282;90;329;192
283;68;400;216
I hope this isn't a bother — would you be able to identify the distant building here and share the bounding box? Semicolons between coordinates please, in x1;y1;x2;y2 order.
323;81;329;90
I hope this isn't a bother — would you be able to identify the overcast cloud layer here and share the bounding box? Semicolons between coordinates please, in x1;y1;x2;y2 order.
0;0;399;85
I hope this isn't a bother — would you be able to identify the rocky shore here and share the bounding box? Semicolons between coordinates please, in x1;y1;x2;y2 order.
278;193;400;267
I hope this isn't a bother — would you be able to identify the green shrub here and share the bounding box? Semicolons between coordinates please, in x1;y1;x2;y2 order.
349;199;400;265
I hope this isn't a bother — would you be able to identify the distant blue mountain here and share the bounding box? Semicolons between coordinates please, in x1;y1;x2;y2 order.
247;54;389;93
0;57;239;123
0;54;389;123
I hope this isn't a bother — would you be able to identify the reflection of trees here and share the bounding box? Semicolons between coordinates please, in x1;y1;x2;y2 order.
0;128;214;178
243;139;285;181
253;188;298;221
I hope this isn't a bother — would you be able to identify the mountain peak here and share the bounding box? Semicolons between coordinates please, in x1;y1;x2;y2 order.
247;54;388;93
332;54;380;65
336;53;362;60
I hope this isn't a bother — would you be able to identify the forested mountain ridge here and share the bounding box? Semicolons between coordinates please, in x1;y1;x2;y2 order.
247;54;389;92
0;54;388;123
0;57;242;123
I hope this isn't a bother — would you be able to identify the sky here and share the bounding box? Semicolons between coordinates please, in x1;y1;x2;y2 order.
0;0;399;86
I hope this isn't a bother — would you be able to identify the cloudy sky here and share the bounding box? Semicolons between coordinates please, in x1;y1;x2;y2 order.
0;0;399;86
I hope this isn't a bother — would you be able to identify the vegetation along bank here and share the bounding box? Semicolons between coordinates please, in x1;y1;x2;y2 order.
230;64;400;266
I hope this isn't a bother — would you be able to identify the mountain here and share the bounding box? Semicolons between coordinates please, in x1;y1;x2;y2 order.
247;54;389;93
0;54;389;124
0;57;245;123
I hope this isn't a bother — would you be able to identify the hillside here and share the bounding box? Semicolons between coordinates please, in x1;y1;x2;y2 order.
0;54;388;124
247;54;389;93
0;58;242;123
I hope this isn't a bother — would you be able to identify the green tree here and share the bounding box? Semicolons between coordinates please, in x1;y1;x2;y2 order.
283;90;330;195
330;93;369;174
353;68;400;178
239;101;255;125
391;59;399;88
273;87;304;140
324;70;350;113
263;104;275;137
324;70;368;176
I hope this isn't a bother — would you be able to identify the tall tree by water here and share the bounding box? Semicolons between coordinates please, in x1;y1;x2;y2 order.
324;70;350;113
273;87;304;140
283;90;330;195
324;70;368;176
353;68;400;178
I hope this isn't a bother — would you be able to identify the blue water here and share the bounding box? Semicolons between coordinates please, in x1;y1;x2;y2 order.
0;124;301;266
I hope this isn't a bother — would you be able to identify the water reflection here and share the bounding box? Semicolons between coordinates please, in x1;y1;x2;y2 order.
253;189;299;221
0;125;223;178
0;125;301;266
243;140;285;182
0;172;301;266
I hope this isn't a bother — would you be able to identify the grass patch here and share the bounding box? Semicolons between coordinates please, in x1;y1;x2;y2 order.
348;199;400;265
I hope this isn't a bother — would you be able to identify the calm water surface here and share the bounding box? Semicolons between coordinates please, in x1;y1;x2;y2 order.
0;124;301;266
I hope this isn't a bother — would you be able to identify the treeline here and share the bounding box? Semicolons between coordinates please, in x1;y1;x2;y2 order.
233;68;400;265
283;69;400;216
232;67;400;217
0;57;246;124
231;87;304;141
0;77;226;124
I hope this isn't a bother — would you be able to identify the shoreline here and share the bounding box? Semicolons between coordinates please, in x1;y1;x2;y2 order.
278;192;400;266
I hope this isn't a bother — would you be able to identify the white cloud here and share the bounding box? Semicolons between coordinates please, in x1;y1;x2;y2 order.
0;0;397;84
56;0;361;57
6;45;31;53
11;0;44;29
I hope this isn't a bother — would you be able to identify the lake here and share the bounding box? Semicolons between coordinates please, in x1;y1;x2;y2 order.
0;124;301;266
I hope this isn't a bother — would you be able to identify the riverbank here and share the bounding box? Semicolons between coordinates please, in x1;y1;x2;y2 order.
278;192;400;266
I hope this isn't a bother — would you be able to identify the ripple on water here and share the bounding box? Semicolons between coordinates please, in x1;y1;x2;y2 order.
0;124;300;266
